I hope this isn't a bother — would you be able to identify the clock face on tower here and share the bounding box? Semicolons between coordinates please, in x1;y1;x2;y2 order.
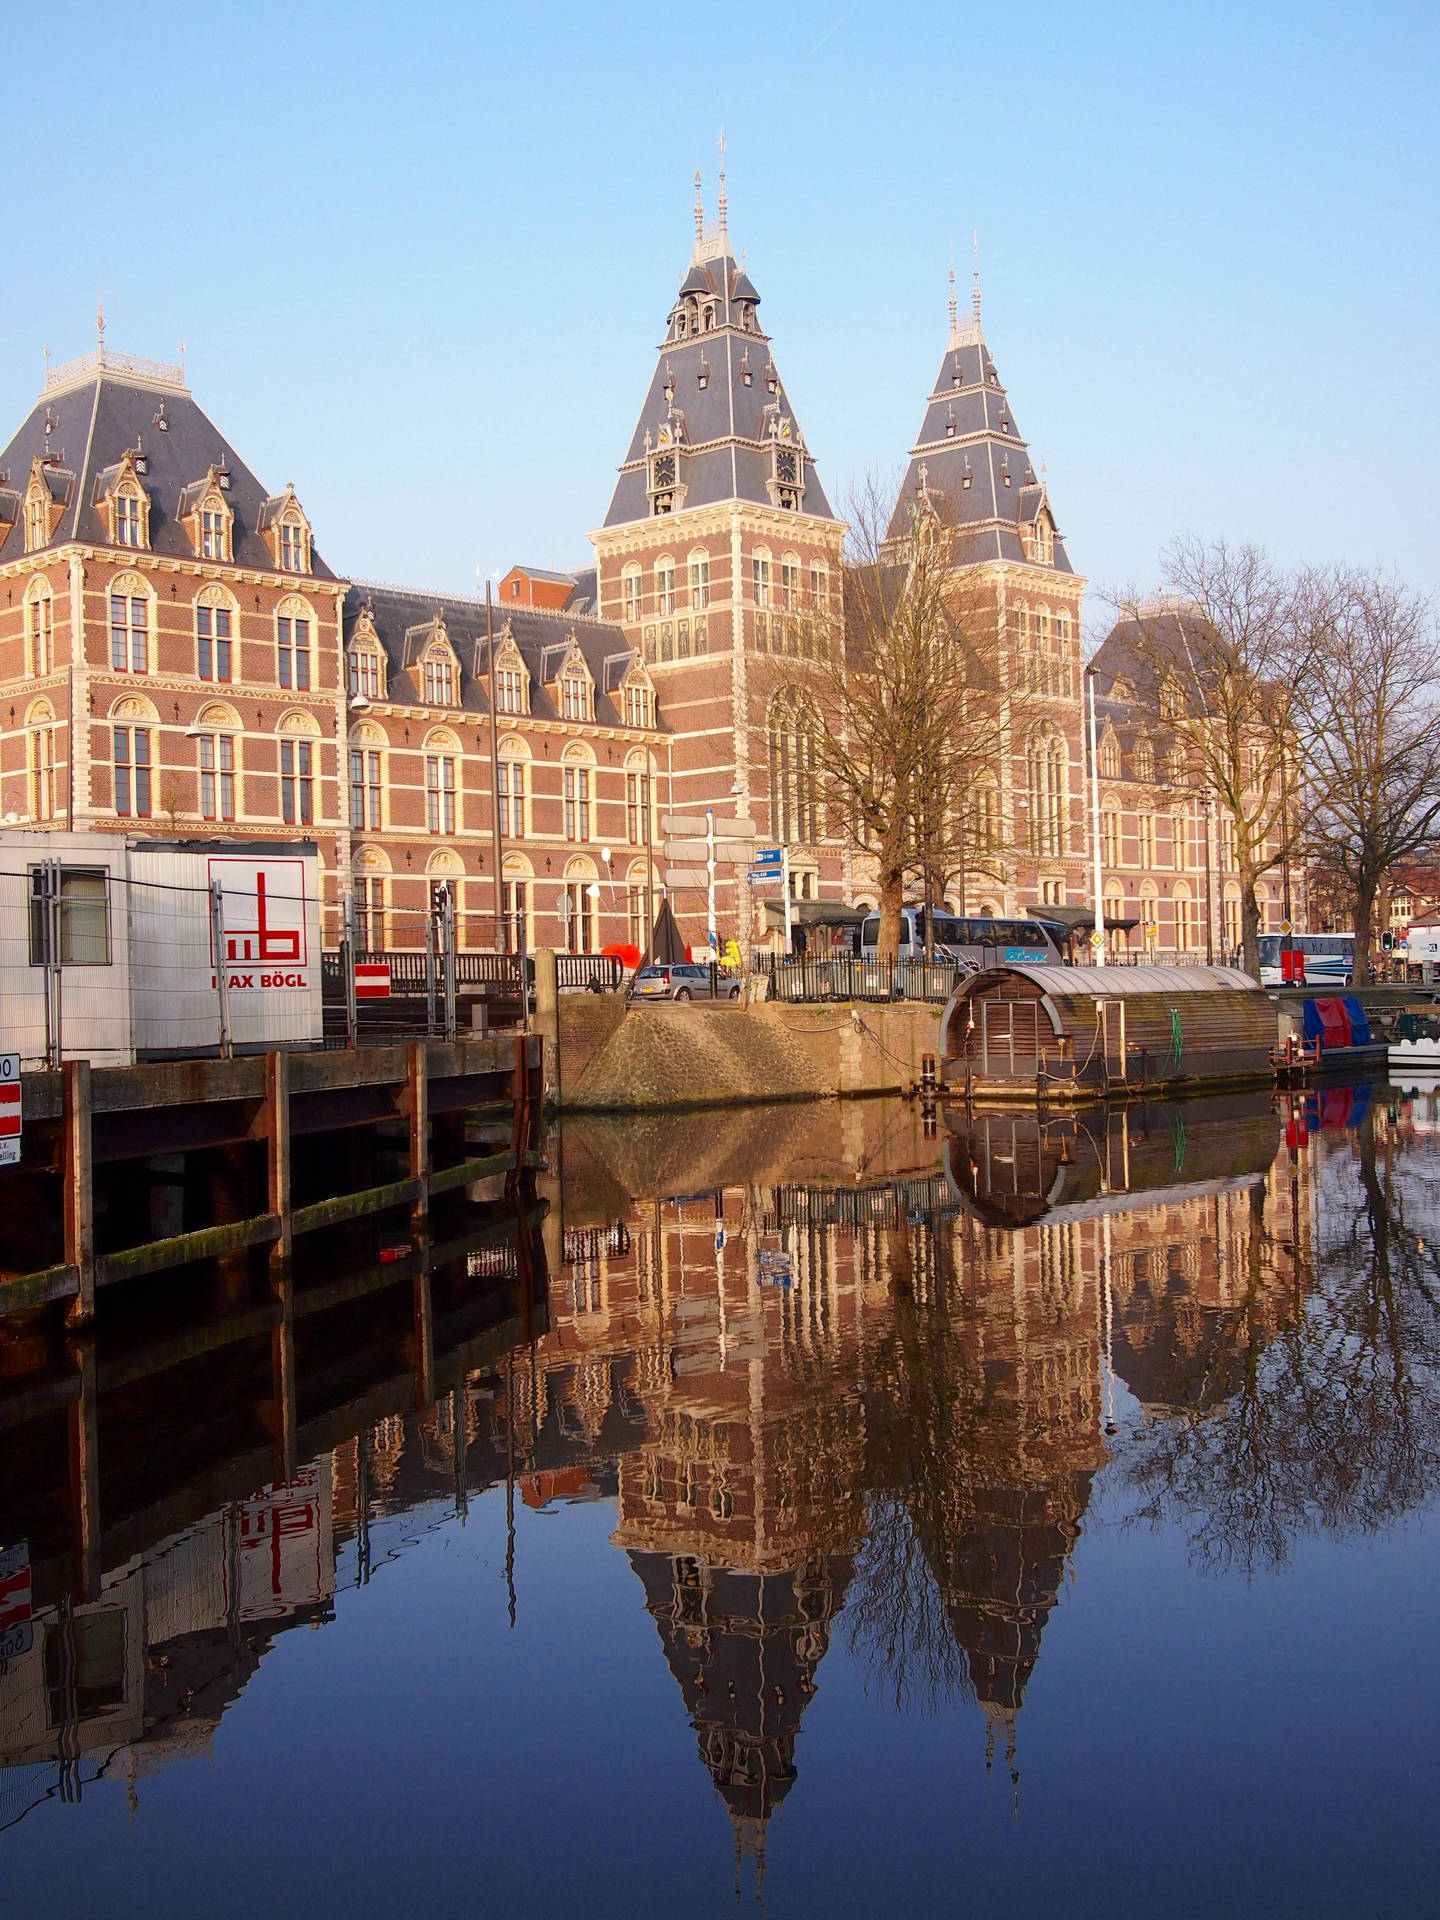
776;450;798;484
653;454;676;488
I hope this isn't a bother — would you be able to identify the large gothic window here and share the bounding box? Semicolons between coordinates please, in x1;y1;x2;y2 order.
1027;726;1068;857
767;691;820;845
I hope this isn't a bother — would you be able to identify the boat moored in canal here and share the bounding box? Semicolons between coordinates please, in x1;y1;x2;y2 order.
939;964;1276;1101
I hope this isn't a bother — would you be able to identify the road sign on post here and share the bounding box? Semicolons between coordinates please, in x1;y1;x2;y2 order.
0;1054;19;1169
354;962;391;999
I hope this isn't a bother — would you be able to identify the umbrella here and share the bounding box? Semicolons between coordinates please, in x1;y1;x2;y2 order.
650;898;687;964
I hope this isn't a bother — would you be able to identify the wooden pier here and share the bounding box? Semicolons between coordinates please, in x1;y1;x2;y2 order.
0;1034;544;1322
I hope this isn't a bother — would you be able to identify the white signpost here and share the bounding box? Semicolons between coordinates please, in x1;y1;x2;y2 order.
0;1053;19;1169
660;814;758;958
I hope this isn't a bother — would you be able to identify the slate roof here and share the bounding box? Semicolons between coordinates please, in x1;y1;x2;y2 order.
0;359;336;578
344;582;662;730
603;229;835;528
887;313;1074;572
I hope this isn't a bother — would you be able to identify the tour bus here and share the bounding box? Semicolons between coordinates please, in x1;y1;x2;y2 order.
859;908;1069;967
1255;932;1355;988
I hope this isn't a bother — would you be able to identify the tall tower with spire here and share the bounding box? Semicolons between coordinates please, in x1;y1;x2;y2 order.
890;254;1089;916
590;159;849;948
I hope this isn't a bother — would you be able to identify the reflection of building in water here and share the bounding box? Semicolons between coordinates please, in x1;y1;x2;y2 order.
0;1467;332;1823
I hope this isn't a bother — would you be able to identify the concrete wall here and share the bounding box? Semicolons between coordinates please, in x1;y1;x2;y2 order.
557;996;944;1112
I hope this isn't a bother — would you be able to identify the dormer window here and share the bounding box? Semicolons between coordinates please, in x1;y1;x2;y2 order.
27;495;49;550
495;664;528;714
261;486;313;574
423;649;455;705
624;681;653;729
117;493;143;546
349;646;382;699
560;669;591;721
202;508;225;558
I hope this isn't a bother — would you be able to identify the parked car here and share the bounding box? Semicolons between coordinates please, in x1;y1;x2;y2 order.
628;962;742;1003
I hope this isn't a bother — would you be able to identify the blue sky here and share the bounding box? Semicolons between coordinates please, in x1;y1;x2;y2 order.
4;1;1436;622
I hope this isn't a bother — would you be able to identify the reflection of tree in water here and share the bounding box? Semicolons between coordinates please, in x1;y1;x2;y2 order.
1125;1111;1440;1575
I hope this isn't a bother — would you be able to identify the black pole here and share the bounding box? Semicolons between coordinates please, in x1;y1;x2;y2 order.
486;583;505;953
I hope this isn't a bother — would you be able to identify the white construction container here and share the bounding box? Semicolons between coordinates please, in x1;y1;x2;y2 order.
0;831;322;1067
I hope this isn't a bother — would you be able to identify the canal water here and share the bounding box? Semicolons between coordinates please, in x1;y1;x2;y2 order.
2;1082;1437;1917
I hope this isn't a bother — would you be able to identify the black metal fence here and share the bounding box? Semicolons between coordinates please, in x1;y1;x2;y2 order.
556;954;625;993
762;954;971;1004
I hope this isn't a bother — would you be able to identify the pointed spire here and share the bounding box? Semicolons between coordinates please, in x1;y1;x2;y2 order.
96;298;107;353
716;126;728;237
693;169;704;245
947;267;960;348
972;229;982;328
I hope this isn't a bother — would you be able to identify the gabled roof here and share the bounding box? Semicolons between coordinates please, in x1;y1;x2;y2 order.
343;582;665;731
0;353;335;578
887;300;1074;572
602;216;835;529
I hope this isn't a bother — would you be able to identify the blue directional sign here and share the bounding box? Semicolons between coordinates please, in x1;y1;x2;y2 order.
754;847;783;868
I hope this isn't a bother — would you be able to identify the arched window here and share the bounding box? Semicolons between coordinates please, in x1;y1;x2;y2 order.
109;695;157;818
563;744;594;843
196;584;237;684
780;552;801;612
655;556;676;616
1027;727;1068;857
1099;726;1121;779
276;595;313;691
687;549;710;609
809;560;829;610
969;775;1001;851
625;749;656;847
349;723;384;833
1133;734;1155;782
563;855;599;952
622;564;643;624
25;578;54;678
1101;805;1121;867
498;739;530;839
196;703;242;823
26;698;57;822
502;852;533;954
424;729;460;835
1174;885;1194;951
623;674;653;729
109;574;152;674
751;548;772;607
767;691;820;845
353;846;390;951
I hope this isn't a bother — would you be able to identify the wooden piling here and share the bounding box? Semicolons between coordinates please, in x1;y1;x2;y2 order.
62;1060;95;1329
66;1338;100;1602
266;1049;293;1267
404;1041;430;1238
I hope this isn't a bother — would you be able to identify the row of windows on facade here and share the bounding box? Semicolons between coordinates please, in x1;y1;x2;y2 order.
619;553;828;622
18;584;322;690
108;726;316;825
348;750;655;846
23;474;309;572
349;874;657;959
347;640;654;728
94;726;656;847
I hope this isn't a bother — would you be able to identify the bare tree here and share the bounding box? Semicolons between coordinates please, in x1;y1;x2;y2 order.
1115;539;1318;978
758;476;1019;960
1298;570;1440;985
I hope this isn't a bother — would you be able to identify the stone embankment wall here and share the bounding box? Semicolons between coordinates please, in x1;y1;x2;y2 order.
551;991;943;1112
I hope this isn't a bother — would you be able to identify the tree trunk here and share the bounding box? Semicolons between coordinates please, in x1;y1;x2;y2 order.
1240;884;1263;980
877;868;907;961
1352;878;1377;988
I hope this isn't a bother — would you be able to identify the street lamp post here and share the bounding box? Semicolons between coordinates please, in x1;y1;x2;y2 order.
1202;791;1215;966
1084;666;1105;965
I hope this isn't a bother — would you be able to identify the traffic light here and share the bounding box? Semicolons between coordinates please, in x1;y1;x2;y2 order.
1382;930;1395;952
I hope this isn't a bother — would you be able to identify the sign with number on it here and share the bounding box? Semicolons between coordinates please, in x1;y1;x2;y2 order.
0;1055;19;1168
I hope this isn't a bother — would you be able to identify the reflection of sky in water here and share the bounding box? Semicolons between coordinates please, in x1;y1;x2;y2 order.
2;1088;1439;1917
